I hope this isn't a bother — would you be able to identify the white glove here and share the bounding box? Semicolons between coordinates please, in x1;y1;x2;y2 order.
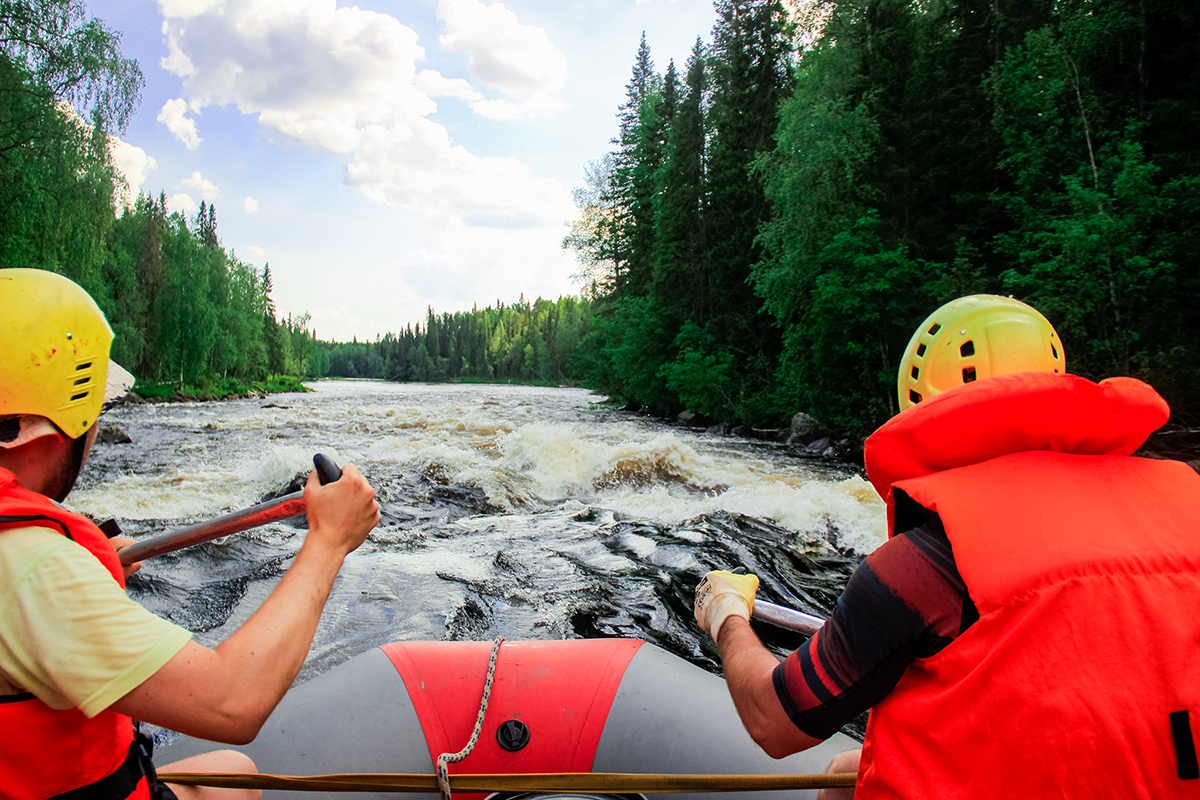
694;570;759;639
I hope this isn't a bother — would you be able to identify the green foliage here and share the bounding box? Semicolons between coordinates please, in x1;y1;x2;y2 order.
662;322;735;419
321;296;597;387
565;0;1200;433
779;213;933;430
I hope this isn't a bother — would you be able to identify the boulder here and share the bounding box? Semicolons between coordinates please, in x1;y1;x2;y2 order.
805;437;833;454
790;411;823;436
122;392;147;405
96;426;132;445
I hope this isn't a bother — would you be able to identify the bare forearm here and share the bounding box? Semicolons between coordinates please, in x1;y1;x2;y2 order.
114;466;379;742
112;538;348;743
716;616;823;758
210;538;347;724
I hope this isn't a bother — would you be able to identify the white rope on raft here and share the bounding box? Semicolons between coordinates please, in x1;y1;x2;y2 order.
436;636;506;800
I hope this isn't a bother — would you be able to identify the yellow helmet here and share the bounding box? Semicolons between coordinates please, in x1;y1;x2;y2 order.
898;294;1064;411
0;269;118;439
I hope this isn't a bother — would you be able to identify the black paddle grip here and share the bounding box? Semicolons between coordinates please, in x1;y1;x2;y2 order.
313;453;343;485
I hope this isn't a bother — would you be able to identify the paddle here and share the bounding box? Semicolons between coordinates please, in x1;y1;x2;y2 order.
725;566;826;636
117;454;342;565
752;600;824;636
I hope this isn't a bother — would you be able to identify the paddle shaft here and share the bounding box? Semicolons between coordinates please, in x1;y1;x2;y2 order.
752;600;825;636
117;454;342;565
726;567;827;636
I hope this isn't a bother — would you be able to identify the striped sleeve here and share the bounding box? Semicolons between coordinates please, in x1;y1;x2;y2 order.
771;521;976;740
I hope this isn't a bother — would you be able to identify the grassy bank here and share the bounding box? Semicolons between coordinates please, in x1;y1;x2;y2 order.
133;375;312;401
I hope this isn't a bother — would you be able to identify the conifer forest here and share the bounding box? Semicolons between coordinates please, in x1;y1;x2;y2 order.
3;0;1198;434
567;0;1200;433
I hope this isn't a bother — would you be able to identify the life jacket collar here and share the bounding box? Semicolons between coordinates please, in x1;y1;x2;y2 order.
863;372;1170;536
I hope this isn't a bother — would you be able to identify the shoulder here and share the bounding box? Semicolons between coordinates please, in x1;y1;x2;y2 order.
0;526;82;588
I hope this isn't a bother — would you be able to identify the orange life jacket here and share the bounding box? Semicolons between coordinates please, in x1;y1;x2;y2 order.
0;468;149;800
858;373;1200;798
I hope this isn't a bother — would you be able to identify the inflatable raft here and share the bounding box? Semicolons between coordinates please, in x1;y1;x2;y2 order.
159;638;860;799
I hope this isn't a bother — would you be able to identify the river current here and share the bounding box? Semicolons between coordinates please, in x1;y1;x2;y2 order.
72;381;885;709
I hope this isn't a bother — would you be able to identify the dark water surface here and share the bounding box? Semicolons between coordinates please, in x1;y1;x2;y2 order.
74;381;885;733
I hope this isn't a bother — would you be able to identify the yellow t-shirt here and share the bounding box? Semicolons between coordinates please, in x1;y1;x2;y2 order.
0;526;192;717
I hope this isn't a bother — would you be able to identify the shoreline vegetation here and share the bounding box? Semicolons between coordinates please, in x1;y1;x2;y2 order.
130;375;312;403
7;1;1200;467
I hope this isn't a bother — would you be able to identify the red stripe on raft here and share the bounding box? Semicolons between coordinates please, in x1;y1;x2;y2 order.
380;639;644;795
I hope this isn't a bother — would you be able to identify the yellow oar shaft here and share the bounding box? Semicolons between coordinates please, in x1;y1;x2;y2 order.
157;770;857;793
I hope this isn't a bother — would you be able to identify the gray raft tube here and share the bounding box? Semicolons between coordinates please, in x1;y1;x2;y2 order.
159;641;857;800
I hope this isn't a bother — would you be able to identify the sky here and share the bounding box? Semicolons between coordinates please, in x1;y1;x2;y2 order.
88;0;720;342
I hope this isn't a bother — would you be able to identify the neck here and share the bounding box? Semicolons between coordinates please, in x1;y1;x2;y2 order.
0;434;74;498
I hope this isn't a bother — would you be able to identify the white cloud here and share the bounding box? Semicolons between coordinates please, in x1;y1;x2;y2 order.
183;170;219;200
110;138;157;206
158;0;573;228
436;0;568;97
168;192;197;215
246;245;266;259
243;196;259;213
414;69;482;100
158;98;202;149
471;94;570;121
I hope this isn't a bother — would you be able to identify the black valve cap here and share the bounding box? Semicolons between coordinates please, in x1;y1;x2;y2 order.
496;719;530;752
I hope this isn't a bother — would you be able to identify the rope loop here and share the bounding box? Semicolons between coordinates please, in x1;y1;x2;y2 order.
436;637;505;800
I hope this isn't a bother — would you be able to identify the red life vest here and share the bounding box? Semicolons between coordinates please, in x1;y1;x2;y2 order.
0;468;149;800
858;373;1200;798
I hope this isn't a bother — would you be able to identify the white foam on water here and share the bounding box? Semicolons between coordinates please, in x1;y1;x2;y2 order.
249;445;352;486
72;444;356;521
613;530;658;559
69;468;243;520
448;422;890;554
599;476;886;555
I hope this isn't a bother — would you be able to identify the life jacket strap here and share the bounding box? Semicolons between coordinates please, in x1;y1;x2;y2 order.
48;729;152;800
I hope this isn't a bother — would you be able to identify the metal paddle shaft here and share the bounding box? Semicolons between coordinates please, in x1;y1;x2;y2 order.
118;454;342;565
752;600;825;636
727;566;827;636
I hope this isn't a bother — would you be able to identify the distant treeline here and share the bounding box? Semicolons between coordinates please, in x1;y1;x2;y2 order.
1;1;323;391
321;297;596;384
565;0;1200;432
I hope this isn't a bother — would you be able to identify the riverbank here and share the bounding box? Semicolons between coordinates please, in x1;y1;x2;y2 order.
603;398;866;469
614;401;1200;474
131;375;312;404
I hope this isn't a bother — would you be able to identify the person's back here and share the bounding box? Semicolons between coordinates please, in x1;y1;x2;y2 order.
860;368;1200;798
695;295;1200;798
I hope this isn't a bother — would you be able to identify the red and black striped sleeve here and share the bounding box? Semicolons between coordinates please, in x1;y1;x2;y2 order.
771;521;978;740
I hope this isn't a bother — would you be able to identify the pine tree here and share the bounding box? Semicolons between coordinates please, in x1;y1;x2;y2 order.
655;39;708;327
675;0;794;422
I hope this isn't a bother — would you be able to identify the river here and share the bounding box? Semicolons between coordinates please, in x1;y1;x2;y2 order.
71;380;885;733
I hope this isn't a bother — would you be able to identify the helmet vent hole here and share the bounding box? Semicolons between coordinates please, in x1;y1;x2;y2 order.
909;390;922;404
75;362;92;371
910;366;920;380
1051;344;1059;359
70;391;89;402
927;323;941;335
960;341;975;357
73;377;90;386
916;343;927;357
962;367;977;383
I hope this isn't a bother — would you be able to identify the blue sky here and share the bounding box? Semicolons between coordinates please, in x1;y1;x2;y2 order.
89;0;720;341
